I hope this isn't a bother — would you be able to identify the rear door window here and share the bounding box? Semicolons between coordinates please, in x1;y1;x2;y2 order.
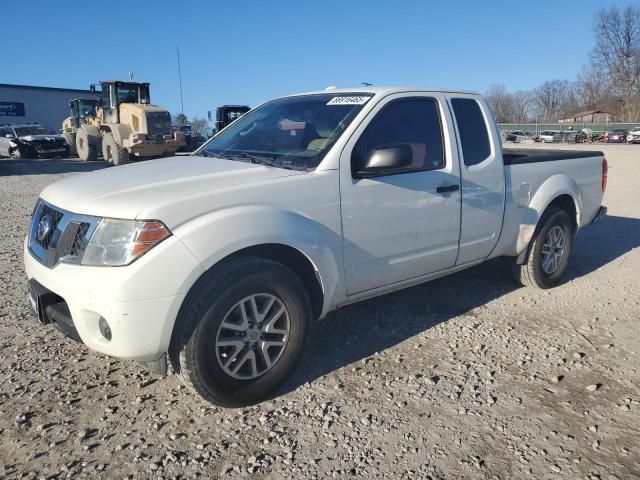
451;98;491;166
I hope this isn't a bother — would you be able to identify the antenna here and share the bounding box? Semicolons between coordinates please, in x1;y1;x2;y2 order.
176;46;185;114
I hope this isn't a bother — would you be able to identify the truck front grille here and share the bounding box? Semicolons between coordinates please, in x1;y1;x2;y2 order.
145;112;171;137
29;201;98;268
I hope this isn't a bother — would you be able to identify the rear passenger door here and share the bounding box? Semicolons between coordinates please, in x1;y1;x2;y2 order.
340;93;462;295
448;95;505;264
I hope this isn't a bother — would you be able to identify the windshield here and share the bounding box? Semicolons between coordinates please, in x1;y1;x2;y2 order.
79;101;97;117
14;126;50;136
198;93;373;170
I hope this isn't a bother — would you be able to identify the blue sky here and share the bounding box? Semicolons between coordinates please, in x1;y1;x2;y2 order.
4;0;634;119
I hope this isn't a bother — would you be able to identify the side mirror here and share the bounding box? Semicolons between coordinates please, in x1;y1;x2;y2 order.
356;144;413;177
6;133;15;139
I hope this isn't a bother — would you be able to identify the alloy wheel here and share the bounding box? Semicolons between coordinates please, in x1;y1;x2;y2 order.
541;225;566;274
215;293;290;380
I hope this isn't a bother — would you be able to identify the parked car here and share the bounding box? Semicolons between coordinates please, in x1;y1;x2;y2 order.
575;128;595;143
535;130;561;143
505;131;530;142
606;128;628;143
24;87;607;407
0;124;70;159
626;127;640;144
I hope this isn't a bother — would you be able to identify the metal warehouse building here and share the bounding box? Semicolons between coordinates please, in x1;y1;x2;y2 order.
0;83;93;133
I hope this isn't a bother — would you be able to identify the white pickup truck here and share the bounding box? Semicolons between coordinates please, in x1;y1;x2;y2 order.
24;87;607;407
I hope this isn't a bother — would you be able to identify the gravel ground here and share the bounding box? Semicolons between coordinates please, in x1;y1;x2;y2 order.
1;145;639;479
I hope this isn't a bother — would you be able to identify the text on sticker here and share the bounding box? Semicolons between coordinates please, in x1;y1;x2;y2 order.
327;96;370;106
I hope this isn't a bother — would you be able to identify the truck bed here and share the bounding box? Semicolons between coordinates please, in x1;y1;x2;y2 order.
503;149;604;165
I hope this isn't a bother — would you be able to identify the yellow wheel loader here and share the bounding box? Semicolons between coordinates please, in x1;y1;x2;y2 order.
61;98;100;156
74;81;185;165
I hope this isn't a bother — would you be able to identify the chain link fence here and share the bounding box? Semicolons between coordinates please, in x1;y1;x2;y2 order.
498;122;639;136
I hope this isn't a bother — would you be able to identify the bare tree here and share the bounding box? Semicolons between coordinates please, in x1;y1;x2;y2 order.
174;113;188;127
562;82;583;118
511;90;534;122
576;65;610;110
591;5;640;120
485;84;515;122
190;117;211;138
533;80;571;121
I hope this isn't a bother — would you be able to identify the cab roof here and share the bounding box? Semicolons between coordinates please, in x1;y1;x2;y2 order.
290;86;480;97
99;80;149;85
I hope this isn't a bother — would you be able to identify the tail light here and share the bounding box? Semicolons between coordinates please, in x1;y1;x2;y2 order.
602;158;608;192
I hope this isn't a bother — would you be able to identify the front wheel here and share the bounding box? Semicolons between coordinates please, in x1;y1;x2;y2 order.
512;207;574;289
102;133;129;166
63;132;77;156
76;128;98;161
170;257;311;407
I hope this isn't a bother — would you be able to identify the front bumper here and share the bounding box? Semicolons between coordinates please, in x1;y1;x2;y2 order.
23;235;204;361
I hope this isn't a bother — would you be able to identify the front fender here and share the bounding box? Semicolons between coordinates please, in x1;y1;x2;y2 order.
104;123;132;146
516;173;582;254
79;124;100;146
173;205;343;317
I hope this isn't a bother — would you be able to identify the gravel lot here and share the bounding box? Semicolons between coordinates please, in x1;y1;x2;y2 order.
1;145;639;479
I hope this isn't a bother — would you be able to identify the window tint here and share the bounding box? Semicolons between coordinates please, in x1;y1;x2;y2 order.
352;97;444;176
451;98;491;166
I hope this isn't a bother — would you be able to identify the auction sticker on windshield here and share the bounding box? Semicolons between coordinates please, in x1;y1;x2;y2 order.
327;96;371;106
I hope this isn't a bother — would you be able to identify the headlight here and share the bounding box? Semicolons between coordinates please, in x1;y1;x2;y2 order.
9;141;18;147
81;219;171;266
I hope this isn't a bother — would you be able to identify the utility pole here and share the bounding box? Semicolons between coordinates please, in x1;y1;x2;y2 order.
176;46;185;114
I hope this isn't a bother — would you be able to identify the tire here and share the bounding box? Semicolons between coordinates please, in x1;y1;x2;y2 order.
63;132;77;156
169;256;311;407
101;133;129;166
540;138;546;143
512;207;574;289
76;128;98;161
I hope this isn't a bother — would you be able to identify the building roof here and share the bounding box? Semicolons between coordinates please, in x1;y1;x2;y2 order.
0;83;91;94
562;109;610;119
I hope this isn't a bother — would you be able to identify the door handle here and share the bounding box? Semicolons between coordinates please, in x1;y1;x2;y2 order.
436;184;460;194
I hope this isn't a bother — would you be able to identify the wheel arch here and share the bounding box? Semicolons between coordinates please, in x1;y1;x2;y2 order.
516;184;580;264
100;123;131;146
214;243;324;321
168;241;326;363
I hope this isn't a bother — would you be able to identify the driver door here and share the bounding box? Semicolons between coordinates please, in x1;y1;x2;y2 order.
339;93;462;295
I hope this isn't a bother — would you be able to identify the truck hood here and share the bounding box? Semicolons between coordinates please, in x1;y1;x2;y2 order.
19;134;66;142
40;155;305;220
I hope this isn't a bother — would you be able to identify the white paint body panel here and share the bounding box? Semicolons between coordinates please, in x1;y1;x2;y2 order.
24;87;605;361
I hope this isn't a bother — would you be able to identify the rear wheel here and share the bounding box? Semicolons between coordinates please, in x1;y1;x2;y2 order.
170;257;311;407
512;207;574;289
101;133;129;166
63;132;77;156
76;129;98;161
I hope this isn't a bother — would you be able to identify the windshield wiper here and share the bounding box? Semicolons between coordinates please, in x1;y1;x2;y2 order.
196;150;306;171
218;152;300;170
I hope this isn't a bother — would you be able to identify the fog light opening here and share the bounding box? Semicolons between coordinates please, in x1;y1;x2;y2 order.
99;317;112;341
